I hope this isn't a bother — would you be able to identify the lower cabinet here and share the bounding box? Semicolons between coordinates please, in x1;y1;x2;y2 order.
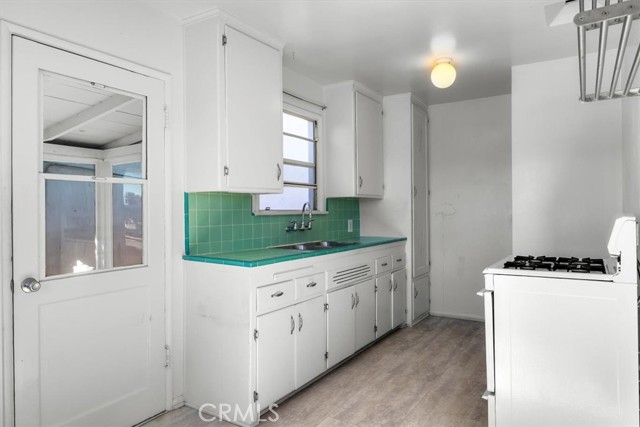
256;306;296;410
327;278;376;367
392;269;407;328
257;295;327;409
295;296;327;388
375;274;393;337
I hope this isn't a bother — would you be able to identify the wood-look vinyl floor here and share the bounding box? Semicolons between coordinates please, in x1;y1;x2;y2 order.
145;316;487;427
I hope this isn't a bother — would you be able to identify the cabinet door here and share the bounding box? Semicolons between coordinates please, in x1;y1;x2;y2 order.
392;270;407;328
295;296;327;388
412;103;429;277
355;91;383;197
375;274;393;338
257;306;295;409
224;25;283;193
327;286;355;368
413;275;430;321
355;279;376;350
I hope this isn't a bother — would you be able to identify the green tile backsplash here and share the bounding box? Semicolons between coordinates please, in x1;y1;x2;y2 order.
184;193;360;255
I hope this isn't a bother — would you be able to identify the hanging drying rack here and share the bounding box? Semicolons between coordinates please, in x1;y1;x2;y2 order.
575;0;640;101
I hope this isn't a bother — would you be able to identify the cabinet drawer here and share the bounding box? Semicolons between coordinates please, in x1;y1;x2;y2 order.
295;273;325;300
375;256;392;274
392;252;406;270
257;280;295;314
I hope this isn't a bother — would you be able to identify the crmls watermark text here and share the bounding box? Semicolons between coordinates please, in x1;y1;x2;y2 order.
199;403;280;423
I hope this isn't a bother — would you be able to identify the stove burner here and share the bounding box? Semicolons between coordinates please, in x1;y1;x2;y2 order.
504;256;606;274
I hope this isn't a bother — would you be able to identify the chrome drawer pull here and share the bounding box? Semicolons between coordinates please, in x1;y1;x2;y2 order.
298;313;303;331
396;258;402;262
271;291;284;298
306;282;317;288
381;262;388;267
290;315;295;335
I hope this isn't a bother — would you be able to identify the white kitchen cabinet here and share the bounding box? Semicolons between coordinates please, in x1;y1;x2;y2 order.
256;306;295;410
392;269;407;328
185;240;405;427
354;279;376;350
327;285;355;368
295;295;326;388
413;275;430;320
184;11;284;193
324;81;384;198
375;274;393;337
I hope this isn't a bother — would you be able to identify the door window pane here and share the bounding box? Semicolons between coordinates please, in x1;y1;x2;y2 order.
112;162;143;179
43;161;95;176
283;112;314;139
283;136;315;164
112;183;143;267
45;180;96;276
283;164;316;185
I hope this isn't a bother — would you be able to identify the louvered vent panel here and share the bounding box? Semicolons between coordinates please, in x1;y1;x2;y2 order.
329;263;372;289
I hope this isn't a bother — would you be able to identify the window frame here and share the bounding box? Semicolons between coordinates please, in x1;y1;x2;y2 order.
253;100;327;215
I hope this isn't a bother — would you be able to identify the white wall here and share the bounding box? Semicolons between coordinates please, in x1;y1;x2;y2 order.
0;0;186;409
428;95;512;320
622;98;640;217
512;56;623;257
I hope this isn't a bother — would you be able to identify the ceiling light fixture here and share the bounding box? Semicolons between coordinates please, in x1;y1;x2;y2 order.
431;58;456;89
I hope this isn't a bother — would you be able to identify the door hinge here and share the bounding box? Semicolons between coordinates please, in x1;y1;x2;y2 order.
253;391;258;402
224;166;229;176
254;329;259;340
165;345;171;368
222;34;227;46
324;351;329;360
374;324;378;333
324;303;329;311
164;105;170;129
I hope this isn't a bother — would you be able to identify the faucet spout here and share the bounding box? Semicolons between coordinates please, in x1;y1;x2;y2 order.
301;202;313;230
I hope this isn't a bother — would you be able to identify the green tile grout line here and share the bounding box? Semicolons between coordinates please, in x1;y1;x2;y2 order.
184;192;360;256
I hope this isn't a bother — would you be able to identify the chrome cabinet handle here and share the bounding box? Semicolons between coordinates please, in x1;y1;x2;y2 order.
277;163;282;181
356;292;360;306
271;291;284;298
351;293;355;309
290;315;295;335
381;262;388;267
298;313;303;331
396;258;402;263
306;281;317;288
21;277;41;293
389;279;393;292
394;280;398;291
414;288;418;298
359;176;363;188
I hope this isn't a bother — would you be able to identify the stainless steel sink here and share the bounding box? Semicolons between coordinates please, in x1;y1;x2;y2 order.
272;241;357;251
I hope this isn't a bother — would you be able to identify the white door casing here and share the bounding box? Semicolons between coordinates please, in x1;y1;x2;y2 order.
12;36;166;427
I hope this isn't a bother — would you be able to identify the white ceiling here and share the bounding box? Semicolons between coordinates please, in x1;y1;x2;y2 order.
144;0;581;105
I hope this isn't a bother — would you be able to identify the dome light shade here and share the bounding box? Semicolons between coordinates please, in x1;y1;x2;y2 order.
431;58;456;89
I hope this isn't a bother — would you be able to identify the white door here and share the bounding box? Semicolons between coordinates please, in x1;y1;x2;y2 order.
224;25;283;193
257;307;295;409
12;37;166;427
412;104;429;278
295;296;326;388
327;286;355;368
392;270;407;328
354;279;376;350
375;274;392;337
413;275;430;320
355;92;383;197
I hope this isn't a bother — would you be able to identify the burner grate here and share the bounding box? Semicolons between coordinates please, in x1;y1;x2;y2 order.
504;255;606;274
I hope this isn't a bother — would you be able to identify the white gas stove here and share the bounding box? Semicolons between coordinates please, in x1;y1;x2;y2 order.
479;216;639;427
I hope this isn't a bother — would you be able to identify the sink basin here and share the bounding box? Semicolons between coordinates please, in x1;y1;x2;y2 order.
272;241;357;251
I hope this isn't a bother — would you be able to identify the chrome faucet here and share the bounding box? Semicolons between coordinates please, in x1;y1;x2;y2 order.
301;202;313;231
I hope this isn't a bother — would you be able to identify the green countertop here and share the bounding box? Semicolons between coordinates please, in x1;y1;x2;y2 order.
183;236;407;267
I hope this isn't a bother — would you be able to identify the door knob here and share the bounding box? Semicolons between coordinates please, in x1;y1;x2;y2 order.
21;278;41;293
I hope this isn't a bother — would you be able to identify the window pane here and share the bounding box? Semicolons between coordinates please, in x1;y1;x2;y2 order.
259;187;316;211
284;165;315;185
283;135;315;164
283;112;314;139
43;161;95;176
45;180;96;276
112;162;143;179
113;183;143;267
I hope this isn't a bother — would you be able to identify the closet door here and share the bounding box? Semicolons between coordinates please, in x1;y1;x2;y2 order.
412;104;429;278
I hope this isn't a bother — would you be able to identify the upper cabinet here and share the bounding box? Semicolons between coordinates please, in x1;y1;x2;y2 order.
324;82;384;198
184;12;284;193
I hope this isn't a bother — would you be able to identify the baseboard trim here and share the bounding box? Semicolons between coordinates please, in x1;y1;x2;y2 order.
429;311;484;322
